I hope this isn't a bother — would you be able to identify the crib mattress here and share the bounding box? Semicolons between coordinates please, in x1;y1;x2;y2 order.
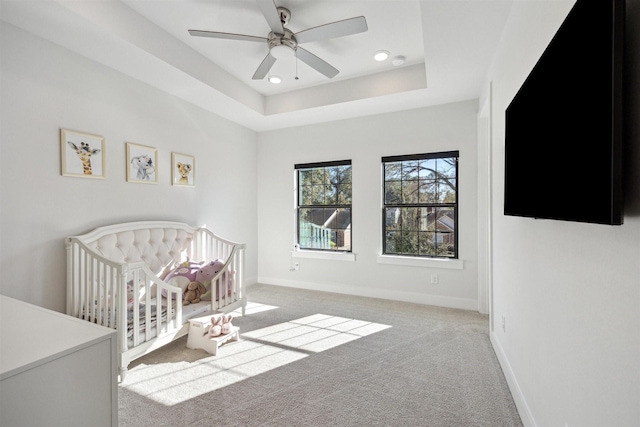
126;300;215;346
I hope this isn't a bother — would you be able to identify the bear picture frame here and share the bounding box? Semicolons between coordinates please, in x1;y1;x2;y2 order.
172;152;195;187
126;142;158;184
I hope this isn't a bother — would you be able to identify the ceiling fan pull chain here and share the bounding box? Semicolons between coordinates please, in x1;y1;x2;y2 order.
295;49;299;80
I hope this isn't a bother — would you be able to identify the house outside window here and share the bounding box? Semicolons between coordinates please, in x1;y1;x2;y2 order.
296;160;352;252
382;151;459;258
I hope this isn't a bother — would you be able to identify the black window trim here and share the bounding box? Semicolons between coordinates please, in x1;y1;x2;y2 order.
382;151;459;259
295;159;353;253
295;160;351;170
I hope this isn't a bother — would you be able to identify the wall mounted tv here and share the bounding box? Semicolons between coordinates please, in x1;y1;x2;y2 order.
504;0;624;225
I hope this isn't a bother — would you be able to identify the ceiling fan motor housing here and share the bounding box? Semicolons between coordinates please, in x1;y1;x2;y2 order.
268;29;297;58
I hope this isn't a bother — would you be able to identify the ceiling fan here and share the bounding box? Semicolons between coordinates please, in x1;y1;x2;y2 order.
188;0;368;80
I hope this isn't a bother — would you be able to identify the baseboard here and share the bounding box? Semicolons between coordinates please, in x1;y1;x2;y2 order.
490;331;536;427
244;275;258;287
256;277;478;311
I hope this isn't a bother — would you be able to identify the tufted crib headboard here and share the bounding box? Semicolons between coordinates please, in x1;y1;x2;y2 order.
79;224;195;274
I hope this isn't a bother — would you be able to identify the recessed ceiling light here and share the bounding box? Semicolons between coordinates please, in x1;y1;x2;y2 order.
391;55;406;66
269;75;282;84
374;50;389;62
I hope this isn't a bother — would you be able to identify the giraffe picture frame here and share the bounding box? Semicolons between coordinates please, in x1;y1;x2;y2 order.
171;152;195;187
126;142;158;184
60;128;106;179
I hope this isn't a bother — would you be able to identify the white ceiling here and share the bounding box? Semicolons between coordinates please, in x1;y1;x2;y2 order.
0;0;514;131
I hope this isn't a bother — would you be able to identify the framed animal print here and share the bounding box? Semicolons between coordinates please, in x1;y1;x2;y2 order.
171;152;195;187
61;128;106;179
126;142;158;184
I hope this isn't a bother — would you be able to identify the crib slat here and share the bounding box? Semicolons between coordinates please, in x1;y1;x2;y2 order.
109;266;116;328
119;270;129;353
96;261;103;326
132;270;139;347
144;274;151;343
83;250;90;322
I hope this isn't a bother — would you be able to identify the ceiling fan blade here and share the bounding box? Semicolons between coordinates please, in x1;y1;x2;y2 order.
188;30;267;43
296;47;339;79
252;53;277;80
294;16;368;44
256;0;284;34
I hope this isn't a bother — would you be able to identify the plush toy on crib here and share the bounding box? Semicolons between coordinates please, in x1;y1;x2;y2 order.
126;281;136;308
195;259;226;301
195;259;224;282
163;260;202;299
165;260;200;283
207;314;233;337
183;281;206;305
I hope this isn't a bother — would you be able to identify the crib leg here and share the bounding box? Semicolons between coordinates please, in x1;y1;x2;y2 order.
119;367;128;383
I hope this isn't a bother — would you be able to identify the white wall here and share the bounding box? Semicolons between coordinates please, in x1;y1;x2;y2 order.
0;22;258;312
257;100;480;310
486;1;640;426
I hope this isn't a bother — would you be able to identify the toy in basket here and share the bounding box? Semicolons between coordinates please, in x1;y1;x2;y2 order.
186;313;239;355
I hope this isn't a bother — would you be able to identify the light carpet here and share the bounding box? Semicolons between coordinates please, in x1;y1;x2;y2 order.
119;283;523;427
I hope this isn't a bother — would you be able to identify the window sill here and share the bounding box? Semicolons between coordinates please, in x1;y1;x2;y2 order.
377;255;463;270
292;250;356;262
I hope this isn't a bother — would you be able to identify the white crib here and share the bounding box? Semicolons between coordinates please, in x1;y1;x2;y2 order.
65;221;245;380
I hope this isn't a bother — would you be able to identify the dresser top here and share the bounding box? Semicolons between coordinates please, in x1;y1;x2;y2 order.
0;295;115;379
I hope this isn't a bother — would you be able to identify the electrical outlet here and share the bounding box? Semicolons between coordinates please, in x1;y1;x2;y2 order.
294;262;300;271
430;274;438;284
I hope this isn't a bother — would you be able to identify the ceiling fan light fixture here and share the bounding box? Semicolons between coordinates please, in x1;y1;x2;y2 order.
374;50;389;62
269;75;282;84
270;44;295;59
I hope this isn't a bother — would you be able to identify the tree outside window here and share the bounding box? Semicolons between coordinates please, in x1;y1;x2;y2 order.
382;152;458;258
296;160;352;251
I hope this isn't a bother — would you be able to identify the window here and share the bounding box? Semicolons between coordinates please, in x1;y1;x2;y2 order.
296;160;352;251
382;151;459;258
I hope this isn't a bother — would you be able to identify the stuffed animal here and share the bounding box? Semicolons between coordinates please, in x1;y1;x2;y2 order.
196;259;226;301
221;314;234;335
195;259;225;283
126;281;136;309
163;260;202;298
166;260;201;282
183;281;206;305
208;314;224;337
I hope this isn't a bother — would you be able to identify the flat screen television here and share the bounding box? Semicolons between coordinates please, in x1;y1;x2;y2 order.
504;0;624;225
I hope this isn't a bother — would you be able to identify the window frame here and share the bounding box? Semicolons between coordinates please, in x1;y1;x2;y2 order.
381;151;459;259
295;159;353;253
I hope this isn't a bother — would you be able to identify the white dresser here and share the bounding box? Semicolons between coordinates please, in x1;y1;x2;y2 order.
0;295;117;427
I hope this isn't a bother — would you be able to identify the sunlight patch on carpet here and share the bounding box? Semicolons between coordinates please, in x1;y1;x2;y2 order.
120;313;390;406
229;301;278;317
242;314;391;353
121;341;307;406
